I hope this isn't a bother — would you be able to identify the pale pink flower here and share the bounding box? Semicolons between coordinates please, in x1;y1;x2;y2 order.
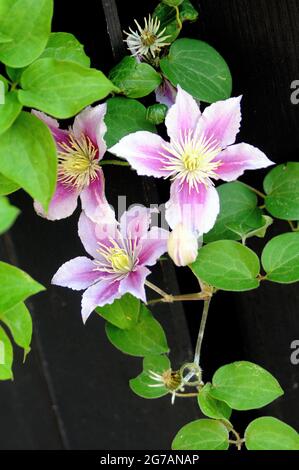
109;87;273;235
52;206;168;323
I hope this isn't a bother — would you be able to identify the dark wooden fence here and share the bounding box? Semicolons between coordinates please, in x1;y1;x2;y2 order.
0;0;299;450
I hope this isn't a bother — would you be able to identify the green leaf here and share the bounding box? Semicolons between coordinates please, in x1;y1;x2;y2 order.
105;304;169;357
191;240;260;291
0;196;20;234
204;182;263;243
0;261;45;315
5;66;24;84
264;163;299;220
130;354;171;399
198;383;232;421
0;302;32;356
0;32;12;44
172;419;229;450
96;294;140;330
0;0;53;67
18;58;117;119
104;97;156;148
0;174;20;196
109;56;162;99
0;74;8;93
261;232;299;283
245;417;299;450
154;0;199;43
39;32;90;67
0;325;13;380
0;111;57;210
160;38;232;103
210;361;284;411
0;91;23;136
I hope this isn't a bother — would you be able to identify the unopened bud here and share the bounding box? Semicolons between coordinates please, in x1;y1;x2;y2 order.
167;223;199;267
146;104;168;125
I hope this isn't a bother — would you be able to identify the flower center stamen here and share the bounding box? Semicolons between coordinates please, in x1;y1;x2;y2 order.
58;133;99;190
95;238;134;276
160;131;223;190
109;248;132;273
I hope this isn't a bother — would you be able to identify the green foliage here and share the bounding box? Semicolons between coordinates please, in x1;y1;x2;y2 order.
0;302;32;357
197;383;232;421
264;163;299;220
130;354;171;399
0;0;53;67
204;182;265;243
245;417;299;450
0;261;44;315
0;174;20;196
191;240;260;291
96;294;140;330
0;91;22;136
39;32;91;67
0;196;20;234
262;232;299;283
104;97;156;148
18;58;117;119
105;304;169;357
172;419;229;450
210;361;284;410
109;56;162;99
0;325;13;380
154;1;198;43
0;112;57;210
160;38;232;103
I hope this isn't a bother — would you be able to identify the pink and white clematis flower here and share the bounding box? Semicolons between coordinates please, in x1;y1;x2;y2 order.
52;206;168;323
33;105;114;223
109;87;274;235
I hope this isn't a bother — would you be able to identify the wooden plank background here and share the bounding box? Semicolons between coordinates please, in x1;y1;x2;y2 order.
0;0;299;450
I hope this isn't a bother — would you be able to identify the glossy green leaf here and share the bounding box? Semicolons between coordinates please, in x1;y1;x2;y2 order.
245;417;299;450
0;74;8;93
0;196;20;234
0;302;32;356
104;97;156;148
172;419;229;450
0;91;22;136
39;32;90;67
105;304;169;357
0;174;20;196
262;232;299;283
96;294;140;330
198;383;232;421
109;56;162;99
0;325;13;380
5;66;23;84
0;261;45;315
191;240;260;291
210;361;284;410
204;182;263;243
264;163;299;220
130;354;171;399
18;58;117;119
154;0;198;43
0;111;57;210
0;32;12;44
0;0;53;67
160;38;232;103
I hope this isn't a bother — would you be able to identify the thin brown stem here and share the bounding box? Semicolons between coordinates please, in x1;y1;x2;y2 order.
147;292;210;305
174;392;199;398
194;299;212;366
145;280;171;300
100;159;130;167
242;183;266;199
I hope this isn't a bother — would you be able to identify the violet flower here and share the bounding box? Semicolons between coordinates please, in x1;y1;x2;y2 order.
52;206;168;323
33;105;114;223
109;87;274;235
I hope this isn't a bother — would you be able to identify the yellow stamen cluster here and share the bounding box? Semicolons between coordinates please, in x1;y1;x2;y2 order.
58;133;99;190
95;238;134;277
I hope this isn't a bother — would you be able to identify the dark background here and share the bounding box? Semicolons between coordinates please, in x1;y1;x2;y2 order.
0;0;299;450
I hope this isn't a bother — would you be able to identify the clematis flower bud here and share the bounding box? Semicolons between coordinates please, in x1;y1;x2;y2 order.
146;104;168;125
167;223;199;267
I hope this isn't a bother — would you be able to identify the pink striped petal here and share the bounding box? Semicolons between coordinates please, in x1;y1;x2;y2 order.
80;170;115;224
165;85;201;141
109;131;170;178
119;266;151;302
32;110;69;146
215;143;274;181
138;227;168;266
81;279;121;323
34;181;79;221
52;256;101;291
120;205;155;239
197;96;242;148
78;211;118;260
72;104;107;159
165;180;220;235
155;78;177;108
